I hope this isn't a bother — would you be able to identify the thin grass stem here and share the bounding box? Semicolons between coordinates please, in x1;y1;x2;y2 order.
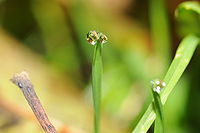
92;41;103;133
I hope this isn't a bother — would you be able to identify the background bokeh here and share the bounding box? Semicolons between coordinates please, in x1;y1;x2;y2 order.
0;0;199;133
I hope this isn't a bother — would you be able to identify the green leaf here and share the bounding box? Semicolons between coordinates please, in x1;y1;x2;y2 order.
152;90;164;133
175;1;200;37
149;0;171;62
92;42;103;133
132;34;200;133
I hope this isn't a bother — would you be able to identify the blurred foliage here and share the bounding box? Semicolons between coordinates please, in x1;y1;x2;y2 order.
0;0;199;133
175;1;200;37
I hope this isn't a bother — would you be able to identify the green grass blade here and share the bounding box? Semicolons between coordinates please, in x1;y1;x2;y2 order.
92;42;103;133
132;34;200;133
175;1;200;37
176;1;200;15
161;35;199;103
152;90;164;133
149;0;171;62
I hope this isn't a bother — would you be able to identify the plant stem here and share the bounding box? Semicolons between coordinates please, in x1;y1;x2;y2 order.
132;34;200;133
92;41;103;133
11;71;57;133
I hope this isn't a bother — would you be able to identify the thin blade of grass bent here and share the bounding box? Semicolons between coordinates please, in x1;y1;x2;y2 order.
132;34;200;133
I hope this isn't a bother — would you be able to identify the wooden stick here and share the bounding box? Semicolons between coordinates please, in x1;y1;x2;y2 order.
11;71;57;133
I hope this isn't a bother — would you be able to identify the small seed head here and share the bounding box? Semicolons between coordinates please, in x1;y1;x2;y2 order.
86;30;107;45
151;79;166;93
86;31;99;45
99;33;108;44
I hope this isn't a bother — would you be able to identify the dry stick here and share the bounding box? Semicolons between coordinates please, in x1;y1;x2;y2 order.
10;71;57;133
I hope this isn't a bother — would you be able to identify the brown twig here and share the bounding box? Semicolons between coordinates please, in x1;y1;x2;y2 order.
10;71;57;133
0;94;73;133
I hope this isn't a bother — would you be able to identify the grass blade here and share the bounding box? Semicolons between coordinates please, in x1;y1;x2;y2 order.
88;31;107;133
153;92;164;133
149;0;171;62
92;42;103;133
175;1;200;37
151;80;164;133
132;34;200;133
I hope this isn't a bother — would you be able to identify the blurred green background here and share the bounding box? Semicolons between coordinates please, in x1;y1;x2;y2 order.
0;0;199;133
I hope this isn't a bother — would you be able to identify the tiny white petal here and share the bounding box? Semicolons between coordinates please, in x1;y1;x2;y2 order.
156;80;160;85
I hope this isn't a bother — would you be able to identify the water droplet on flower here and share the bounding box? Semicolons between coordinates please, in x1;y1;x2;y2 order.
151;79;166;93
